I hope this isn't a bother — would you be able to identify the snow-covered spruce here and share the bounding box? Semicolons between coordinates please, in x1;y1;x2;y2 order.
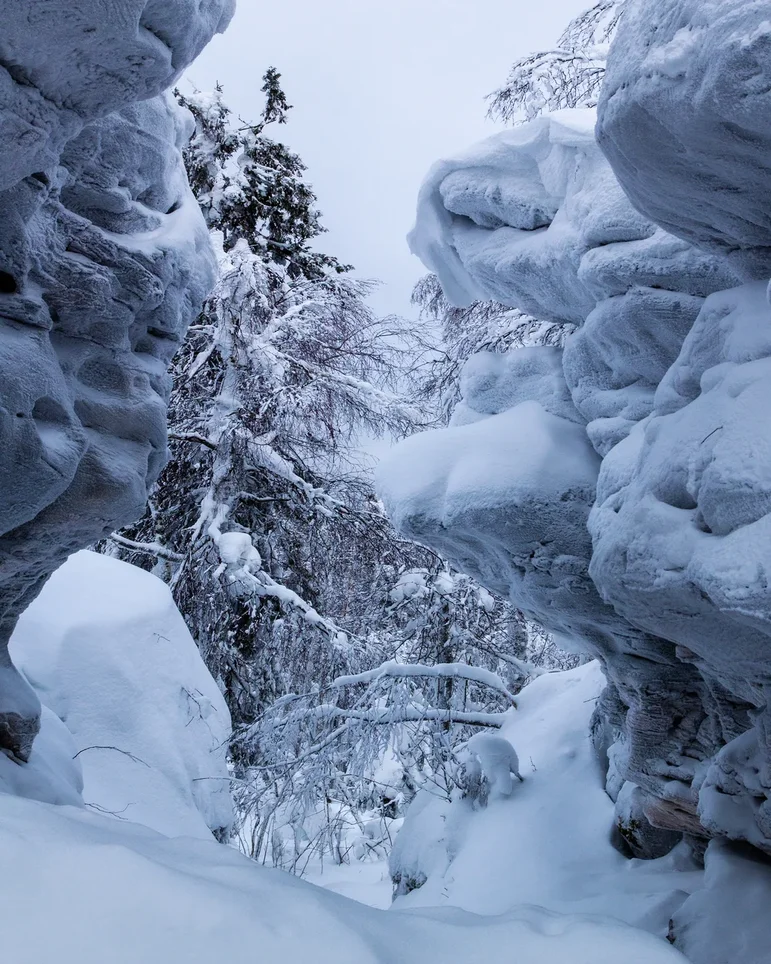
101;80;544;868
104;79;421;731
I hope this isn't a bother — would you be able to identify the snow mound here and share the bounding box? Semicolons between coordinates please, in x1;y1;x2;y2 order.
10;551;232;839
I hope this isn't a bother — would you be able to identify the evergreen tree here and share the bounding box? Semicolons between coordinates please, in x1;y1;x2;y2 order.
104;73;567;870
107;74;420;734
177;71;344;279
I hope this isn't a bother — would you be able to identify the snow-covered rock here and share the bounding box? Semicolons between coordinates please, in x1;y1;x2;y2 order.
408;107;737;460
597;0;771;278
0;0;233;758
589;281;771;852
465;733;522;797
10;551;233;838
378;371;612;647
385;0;771;926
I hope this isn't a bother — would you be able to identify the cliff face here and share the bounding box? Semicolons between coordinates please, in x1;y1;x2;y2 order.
592;0;771;856
381;0;771;862
0;0;234;758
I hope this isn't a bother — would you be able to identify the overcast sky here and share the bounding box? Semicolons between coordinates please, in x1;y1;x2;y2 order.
186;0;587;317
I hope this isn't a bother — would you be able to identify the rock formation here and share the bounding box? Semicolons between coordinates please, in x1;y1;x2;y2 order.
381;0;771;867
0;0;234;759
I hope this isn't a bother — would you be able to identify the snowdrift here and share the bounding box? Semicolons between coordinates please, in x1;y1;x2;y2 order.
393;663;771;964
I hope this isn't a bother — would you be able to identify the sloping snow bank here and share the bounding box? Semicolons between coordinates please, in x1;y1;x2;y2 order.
10;551;232;839
392;662;771;963
394;664;702;927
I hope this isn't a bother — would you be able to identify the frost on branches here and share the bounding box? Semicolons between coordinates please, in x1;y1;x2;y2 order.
100;73;547;873
233;564;540;873
412;273;572;421
106;73;419;730
488;1;624;123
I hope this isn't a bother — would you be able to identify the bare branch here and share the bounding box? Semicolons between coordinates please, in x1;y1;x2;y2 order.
108;533;184;563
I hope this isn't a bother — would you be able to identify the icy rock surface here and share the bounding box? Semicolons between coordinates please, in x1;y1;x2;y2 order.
384;0;771;887
0;0;233;757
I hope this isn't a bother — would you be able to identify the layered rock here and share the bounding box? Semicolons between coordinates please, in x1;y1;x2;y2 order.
0;0;234;758
408;109;738;458
383;0;771;870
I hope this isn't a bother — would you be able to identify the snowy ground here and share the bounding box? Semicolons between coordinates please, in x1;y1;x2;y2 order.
0;552;688;963
305;858;393;910
394;663;703;934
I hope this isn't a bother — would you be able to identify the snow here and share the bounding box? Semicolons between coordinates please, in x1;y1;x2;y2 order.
10;550;233;838
0;0;231;759
0;551;689;964
304;860;394;910
377;358;630;652
0;784;688;964
465;732;523;796
396;665;685;918
0;705;83;807
590;282;771;687
389;662;771;962
408;110;603;321
670;839;771;964
393;664;700;936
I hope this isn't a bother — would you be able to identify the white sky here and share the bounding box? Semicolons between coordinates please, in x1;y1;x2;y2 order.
186;0;588;317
